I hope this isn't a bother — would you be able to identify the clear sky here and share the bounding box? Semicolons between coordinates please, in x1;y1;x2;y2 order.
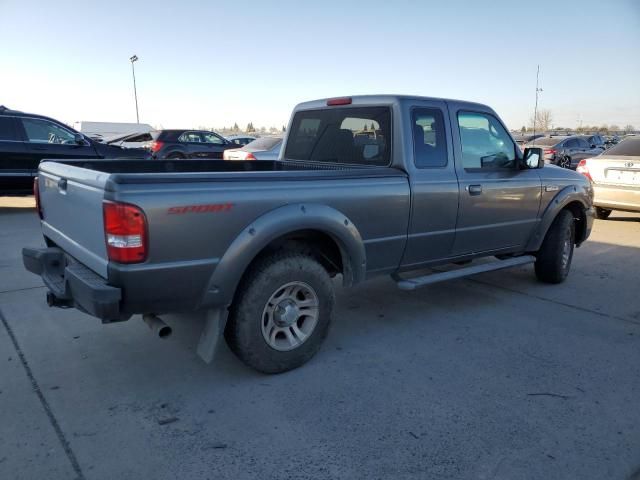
1;0;638;131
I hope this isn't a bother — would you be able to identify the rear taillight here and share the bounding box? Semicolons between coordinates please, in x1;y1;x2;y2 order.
245;153;257;160
544;149;556;155
327;97;352;106
33;177;43;219
149;140;164;153
103;201;147;263
576;160;592;182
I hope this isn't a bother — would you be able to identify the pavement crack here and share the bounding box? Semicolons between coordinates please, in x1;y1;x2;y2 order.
468;277;640;327
0;285;46;295
0;309;86;480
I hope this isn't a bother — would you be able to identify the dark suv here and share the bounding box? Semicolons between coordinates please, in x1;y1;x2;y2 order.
147;130;238;159
524;135;600;169
0;106;149;195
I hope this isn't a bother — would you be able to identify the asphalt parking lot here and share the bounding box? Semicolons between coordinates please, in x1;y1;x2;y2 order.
1;196;639;480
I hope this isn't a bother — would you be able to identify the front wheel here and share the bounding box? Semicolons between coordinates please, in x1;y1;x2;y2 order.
595;207;612;220
225;251;334;373
534;210;575;284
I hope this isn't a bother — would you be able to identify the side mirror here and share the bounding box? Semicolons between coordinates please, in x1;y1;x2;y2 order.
523;147;543;169
74;133;86;145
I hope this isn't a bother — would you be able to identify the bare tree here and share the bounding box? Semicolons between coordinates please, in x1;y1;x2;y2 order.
529;109;553;132
624;124;635;134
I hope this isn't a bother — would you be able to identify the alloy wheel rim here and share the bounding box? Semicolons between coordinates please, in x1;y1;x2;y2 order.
261;281;319;351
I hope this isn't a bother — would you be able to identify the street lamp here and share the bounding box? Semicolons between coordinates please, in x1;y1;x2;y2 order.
532;64;543;141
129;54;140;123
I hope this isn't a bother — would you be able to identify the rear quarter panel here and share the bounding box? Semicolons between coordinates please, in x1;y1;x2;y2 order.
107;172;410;312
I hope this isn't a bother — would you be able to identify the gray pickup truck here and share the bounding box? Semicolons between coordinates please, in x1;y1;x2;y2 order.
23;95;594;373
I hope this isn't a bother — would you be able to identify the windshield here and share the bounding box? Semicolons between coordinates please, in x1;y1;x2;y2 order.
602;137;640;156
527;137;562;146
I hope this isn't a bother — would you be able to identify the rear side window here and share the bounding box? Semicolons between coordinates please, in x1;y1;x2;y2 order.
457;112;516;169
604;138;640;156
0;117;19;141
179;132;202;143
284;107;391;166
412;108;447;167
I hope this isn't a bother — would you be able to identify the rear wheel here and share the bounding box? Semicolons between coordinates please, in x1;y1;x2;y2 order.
167;152;185;159
225;251;334;374
534;210;575;284
595;207;612;220
558;156;571;169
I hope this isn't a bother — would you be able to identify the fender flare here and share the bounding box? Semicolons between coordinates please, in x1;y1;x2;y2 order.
526;184;590;251
199;203;366;309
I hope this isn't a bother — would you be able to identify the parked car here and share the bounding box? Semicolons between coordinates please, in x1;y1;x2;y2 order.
22;94;593;374
223;136;283;161
146;130;237;159
581;134;607;151
0;106;149;195
524;135;601;169
225;134;257;146
513;133;544;149
577;136;640;219
106;131;153;149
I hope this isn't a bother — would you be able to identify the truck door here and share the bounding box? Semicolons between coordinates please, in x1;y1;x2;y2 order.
450;108;542;255
400;102;459;268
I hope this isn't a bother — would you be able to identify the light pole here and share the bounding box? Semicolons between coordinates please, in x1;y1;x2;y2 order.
532;64;543;143
129;54;140;123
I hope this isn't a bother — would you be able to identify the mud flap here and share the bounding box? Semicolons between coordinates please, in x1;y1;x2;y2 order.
196;308;229;364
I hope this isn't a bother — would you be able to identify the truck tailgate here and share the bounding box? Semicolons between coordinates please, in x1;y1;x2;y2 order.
38;161;110;277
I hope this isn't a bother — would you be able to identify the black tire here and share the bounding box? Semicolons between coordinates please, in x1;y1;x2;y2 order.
167;152;185;159
225;250;334;374
534;210;575;284
595;207;612;220
557;156;572;169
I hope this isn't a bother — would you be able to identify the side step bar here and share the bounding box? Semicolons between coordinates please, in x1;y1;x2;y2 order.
394;255;536;291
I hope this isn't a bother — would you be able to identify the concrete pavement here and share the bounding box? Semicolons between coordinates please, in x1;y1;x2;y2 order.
1;197;639;479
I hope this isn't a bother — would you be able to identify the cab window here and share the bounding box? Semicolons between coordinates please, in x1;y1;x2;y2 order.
457;112;516;169
412;108;447;168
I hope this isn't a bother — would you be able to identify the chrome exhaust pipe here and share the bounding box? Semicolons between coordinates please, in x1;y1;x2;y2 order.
142;313;172;339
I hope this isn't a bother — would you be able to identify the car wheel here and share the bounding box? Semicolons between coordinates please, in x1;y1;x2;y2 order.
534;210;575;284
558;156;571;169
167;153;185;159
595;207;612;220
225;250;334;374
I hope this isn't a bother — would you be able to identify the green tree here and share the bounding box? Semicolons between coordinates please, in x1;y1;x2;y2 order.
233;122;239;132
363;124;368;131
282;125;286;132
521;126;526;133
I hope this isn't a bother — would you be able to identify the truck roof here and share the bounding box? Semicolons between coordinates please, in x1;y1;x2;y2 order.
294;94;491;111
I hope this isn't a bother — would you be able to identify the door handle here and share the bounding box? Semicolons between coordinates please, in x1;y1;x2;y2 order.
467;184;482;195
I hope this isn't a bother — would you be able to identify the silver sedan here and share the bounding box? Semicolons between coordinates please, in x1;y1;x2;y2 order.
223;136;283;161
576;137;640;219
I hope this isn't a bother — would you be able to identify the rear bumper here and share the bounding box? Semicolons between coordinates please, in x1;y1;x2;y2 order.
593;184;640;212
22;247;129;323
